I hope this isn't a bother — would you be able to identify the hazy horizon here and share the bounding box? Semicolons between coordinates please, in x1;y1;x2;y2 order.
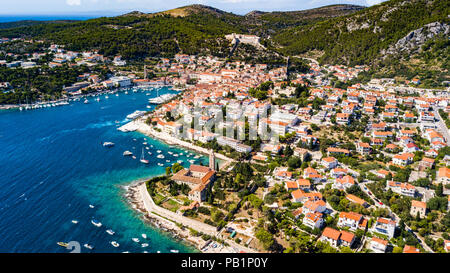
1;0;386;17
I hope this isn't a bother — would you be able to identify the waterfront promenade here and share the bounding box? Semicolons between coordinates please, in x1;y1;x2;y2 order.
138;182;218;236
119;117;234;171
134;182;257;253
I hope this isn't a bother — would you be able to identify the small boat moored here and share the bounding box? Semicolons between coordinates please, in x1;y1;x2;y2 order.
123;151;133;156
84;244;94;250
91;219;102;227
140;148;149;164
57;242;68;248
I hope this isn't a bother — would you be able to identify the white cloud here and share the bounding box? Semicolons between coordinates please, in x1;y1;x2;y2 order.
366;0;384;5
66;0;82;6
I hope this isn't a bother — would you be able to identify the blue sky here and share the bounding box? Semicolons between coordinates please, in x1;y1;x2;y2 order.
2;0;387;16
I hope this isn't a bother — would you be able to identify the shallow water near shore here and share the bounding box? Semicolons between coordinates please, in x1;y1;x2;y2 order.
0;88;204;253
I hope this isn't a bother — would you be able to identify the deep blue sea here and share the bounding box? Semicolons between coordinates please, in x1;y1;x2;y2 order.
0;87;205;253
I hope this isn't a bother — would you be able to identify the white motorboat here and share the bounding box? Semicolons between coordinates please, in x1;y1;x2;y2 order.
71;220;78;224
106;229;115;235
84;244;94;250
132;238;140;243
141;234;147;239
91;219;102;227
111;241;119;247
103;142;115;147
123;151;133;156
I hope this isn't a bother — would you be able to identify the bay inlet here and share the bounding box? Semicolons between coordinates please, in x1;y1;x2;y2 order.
0;87;203;253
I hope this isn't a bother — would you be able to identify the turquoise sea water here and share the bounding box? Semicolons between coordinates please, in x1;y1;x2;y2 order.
0;88;204;253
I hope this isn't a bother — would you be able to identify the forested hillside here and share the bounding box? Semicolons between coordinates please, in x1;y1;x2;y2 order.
0;1;448;83
0;4;364;60
273;0;449;66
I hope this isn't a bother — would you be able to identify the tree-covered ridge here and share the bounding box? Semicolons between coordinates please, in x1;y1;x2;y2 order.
273;0;450;66
0;13;245;59
0;4;365;60
0;20;77;29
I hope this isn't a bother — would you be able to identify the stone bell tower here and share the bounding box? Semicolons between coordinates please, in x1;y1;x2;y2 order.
209;149;216;171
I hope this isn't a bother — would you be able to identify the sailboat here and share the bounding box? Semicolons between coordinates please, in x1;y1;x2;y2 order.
140;148;149;164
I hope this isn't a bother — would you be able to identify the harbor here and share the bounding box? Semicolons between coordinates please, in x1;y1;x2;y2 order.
0;86;197;253
0;85;180;112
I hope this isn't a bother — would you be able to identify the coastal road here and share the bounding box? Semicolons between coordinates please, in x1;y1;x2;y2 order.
433;107;450;145
358;181;434;253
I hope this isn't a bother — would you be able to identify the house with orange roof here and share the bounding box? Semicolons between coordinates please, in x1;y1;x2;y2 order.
320;227;341;247
410;200;427;218
369;237;388;253
382;111;396;120
372;131;393;139
327;147;350;156
303;167;318;177
437;167;450;185
387;181;416;197
404;112;416;122
291;190;322;203
425;149;438;158
321;157;338;169
338;211;367;231
293;148;310;161
375;169;391;179
372;217;396;239
275;170;293;181
371;122;387;131
333;175;355;190
431;140;447;150
297;178;311;191
403;245;420;253
302;200;327;215
346;194;369;208
330;167;348;178
370;137;384;146
285;181;299;191
356;142;371;155
339;230;356;248
303;212;324;230
392;153;414;166
336;113;350;125
385;143;398;151
252;153;268;162
303;167;324;183
419;157;434;170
